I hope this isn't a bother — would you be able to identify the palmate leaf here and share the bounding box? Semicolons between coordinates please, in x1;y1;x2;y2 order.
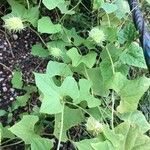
35;73;99;114
35;61;99;114
67;47;97;68
111;73;150;113
35;73;78;114
9;115;52;150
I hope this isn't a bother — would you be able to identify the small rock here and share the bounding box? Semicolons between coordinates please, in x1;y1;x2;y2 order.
3;87;7;92
12;34;18;40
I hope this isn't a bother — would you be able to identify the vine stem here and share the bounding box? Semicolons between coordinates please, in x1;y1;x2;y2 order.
1;140;23;148
29;27;47;48
26;0;30;9
106;46;115;130
106;13;111;27
106;47;115;75
57;103;65;150
38;0;42;8
111;91;115;130
66;101;93;118
0;63;13;74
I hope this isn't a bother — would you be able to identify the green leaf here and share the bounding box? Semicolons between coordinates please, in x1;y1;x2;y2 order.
111;73;150;113
31;44;49;58
85;68;109;96
31;138;53;150
132;135;150;150
42;0;74;14
74;138;101;150
119;111;150;133
35;73;79;114
46;61;72;77
9;115;52;150
114;0;130;19
67;47;97;68
54;107;84;141
76;79;100;107
6;0;26;18
102;3;118;14
12;94;30;111
9;115;39;144
0;110;7;117
120;42;147;68
102;125;123;148
0;123;14;139
23;6;39;27
11;85;37;111
93;0;104;10
42;0;63;10
119;22;137;44
61;28;85;46
146;0;150;4
103;26;117;42
114;121;150;150
11;70;23;89
91;141;114;150
38;17;62;34
4;1;39;27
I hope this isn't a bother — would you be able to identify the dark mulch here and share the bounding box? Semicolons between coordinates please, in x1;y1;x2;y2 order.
0;27;49;125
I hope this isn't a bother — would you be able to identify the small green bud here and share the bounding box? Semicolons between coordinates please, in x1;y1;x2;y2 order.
49;47;62;59
86;117;103;136
89;28;105;45
4;16;24;32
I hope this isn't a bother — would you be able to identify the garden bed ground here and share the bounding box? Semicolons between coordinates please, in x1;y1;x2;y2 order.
0;27;48;124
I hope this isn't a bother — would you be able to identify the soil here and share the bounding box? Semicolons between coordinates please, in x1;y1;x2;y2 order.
0;27;49;124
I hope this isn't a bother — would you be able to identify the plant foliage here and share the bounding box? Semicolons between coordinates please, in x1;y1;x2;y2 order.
1;0;150;149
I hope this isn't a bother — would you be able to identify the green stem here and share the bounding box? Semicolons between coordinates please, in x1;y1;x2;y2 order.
1;140;23;148
106;47;115;74
26;0;30;9
111;91;115;130
105;47;115;130
66;101;93;117
106;13;110;27
29;27;47;48
38;0;42;8
57;103;65;150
